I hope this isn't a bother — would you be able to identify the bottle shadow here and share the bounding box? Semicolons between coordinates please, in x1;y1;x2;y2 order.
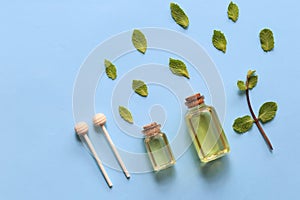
154;166;176;183
189;146;231;181
199;156;230;181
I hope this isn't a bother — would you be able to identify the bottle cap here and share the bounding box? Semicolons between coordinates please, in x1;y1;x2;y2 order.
142;122;161;136
185;93;205;108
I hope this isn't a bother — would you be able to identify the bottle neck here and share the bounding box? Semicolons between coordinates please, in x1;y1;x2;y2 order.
188;102;206;111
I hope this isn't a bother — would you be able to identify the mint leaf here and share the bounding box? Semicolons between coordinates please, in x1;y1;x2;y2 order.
233;115;254;133
248;75;258;89
132;29;147;54
258;102;278;123
170;3;189;29
227;2;239;22
132;80;148;97
259;28;275;52
212;30;227;53
237;80;246;91
104;59;117;80
119;106;134;124
246;70;258;89
247;70;256;78
169;58;190;79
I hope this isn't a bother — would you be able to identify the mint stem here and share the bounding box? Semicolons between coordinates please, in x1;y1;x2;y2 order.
245;89;273;151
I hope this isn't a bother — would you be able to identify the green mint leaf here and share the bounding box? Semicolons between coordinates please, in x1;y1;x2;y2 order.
212;30;227;53
259;28;275;52
247;70;256;78
233;115;254;133
248;75;258;89
104;59;117;80
132;29;147;54
237;80;246;91
170;3;189;29
227;2;239;22
118;106;134;124
258;102;278;123
132;80;148;97
169;58;190;79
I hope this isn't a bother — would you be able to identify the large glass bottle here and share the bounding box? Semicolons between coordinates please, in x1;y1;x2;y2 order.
142;122;176;171
185;93;230;163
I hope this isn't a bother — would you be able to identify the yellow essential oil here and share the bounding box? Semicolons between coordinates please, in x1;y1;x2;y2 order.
185;93;230;163
143;122;176;171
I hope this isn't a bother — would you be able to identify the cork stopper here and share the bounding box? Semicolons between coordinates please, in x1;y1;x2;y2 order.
142;122;161;136
185;93;205;108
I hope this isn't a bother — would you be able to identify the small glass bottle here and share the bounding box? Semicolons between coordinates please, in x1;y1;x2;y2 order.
142;122;176;171
185;93;230;163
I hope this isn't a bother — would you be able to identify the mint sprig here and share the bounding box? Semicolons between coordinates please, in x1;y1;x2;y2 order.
233;70;278;151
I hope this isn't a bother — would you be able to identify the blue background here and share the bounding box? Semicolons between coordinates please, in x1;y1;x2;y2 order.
1;0;299;199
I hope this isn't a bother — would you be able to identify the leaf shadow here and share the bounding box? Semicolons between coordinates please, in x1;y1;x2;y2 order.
188;143;231;182
237;90;245;97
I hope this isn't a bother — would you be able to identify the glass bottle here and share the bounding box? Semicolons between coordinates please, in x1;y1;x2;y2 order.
185;93;230;163
142;122;176;171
